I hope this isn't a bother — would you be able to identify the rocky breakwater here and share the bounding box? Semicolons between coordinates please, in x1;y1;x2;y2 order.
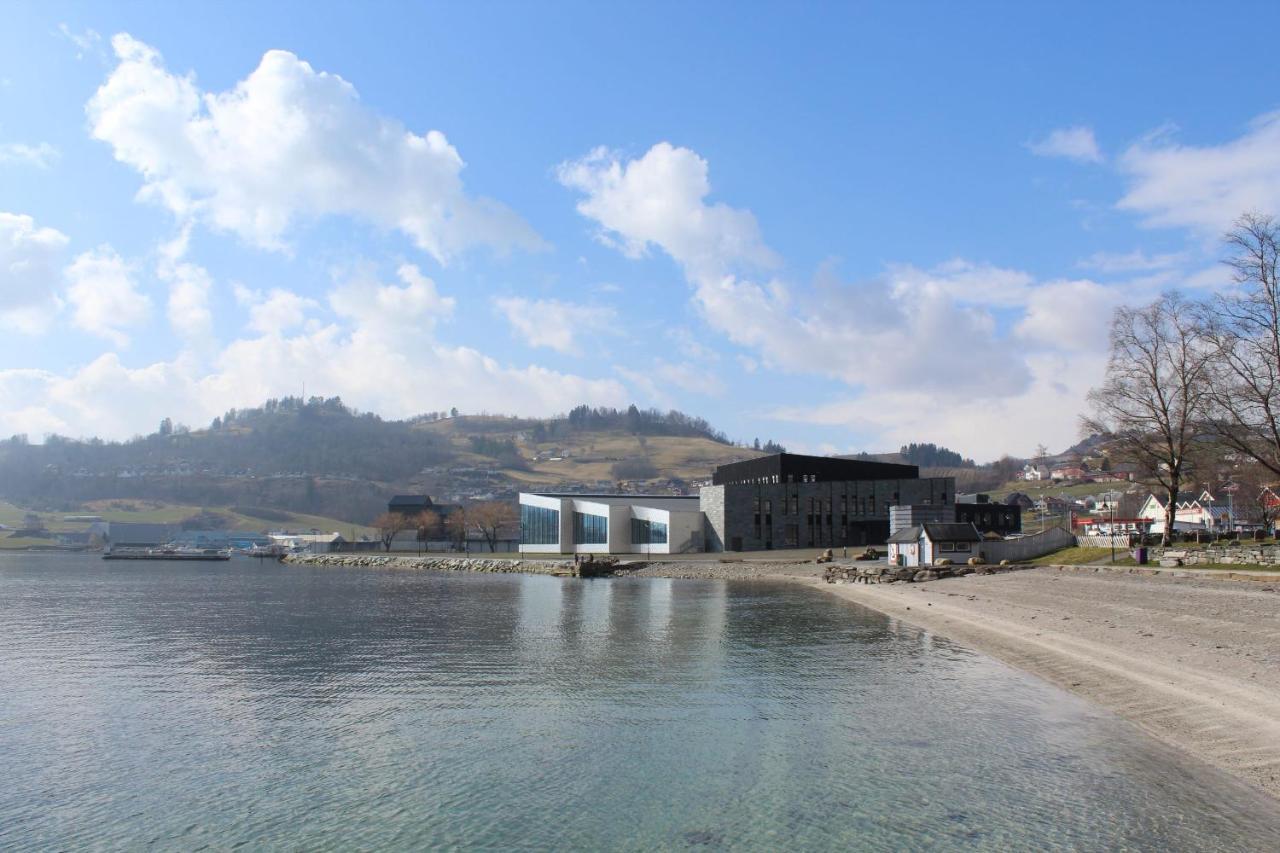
825;558;1025;585
284;553;586;576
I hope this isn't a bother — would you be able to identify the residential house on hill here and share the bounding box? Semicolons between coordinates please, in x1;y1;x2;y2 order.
1138;490;1233;533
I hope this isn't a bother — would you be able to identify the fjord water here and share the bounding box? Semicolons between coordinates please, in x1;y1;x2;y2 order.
3;555;1279;851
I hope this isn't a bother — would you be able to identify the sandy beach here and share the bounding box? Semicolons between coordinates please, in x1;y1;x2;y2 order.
637;559;1280;801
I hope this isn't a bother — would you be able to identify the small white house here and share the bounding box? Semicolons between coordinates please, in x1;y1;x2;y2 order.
886;522;984;568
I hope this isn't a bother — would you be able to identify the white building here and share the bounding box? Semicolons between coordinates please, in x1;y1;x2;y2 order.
269;532;346;553
885;522;983;568
518;493;703;555
1137;490;1233;533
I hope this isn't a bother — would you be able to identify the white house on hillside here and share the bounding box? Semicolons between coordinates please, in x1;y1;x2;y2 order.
1138;490;1233;533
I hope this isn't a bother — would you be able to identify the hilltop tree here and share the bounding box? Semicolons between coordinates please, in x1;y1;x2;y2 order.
1083;293;1212;545
1200;213;1280;478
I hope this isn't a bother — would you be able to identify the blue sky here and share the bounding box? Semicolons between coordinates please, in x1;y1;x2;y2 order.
2;1;1278;460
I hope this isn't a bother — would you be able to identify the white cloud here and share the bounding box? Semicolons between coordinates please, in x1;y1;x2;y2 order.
770;352;1106;462
558;143;778;278
0;266;628;440
1028;126;1103;163
232;283;318;335
56;24;102;60
163;261;213;340
329;263;455;337
1118;111;1280;233
0;142;59;169
560;143;1037;396
64;246;151;346
1077;249;1188;273
1014;278;1127;353
87;33;542;263
617;358;725;408
0;212;68;333
493;295;615;354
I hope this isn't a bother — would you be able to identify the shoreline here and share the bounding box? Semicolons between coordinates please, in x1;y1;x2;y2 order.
805;569;1280;803
631;559;1280;802
287;552;1280;801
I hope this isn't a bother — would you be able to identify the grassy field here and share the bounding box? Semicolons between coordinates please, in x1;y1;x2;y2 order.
416;418;761;485
1026;546;1119;565
994;479;1142;501
0;499;376;549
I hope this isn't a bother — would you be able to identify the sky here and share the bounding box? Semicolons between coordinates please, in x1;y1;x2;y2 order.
2;1;1279;461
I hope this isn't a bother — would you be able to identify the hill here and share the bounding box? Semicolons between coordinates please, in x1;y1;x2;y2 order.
0;398;775;524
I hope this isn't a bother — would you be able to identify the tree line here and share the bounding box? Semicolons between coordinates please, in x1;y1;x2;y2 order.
1085;213;1280;544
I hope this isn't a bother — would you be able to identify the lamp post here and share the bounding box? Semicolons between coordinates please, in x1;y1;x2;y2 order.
1110;490;1117;564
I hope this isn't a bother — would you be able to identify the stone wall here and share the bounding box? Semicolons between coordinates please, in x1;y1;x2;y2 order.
1152;545;1280;567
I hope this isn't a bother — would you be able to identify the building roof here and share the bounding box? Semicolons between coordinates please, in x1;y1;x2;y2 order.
922;522;983;542
523;493;699;512
886;525;922;544
389;495;434;509
712;452;918;486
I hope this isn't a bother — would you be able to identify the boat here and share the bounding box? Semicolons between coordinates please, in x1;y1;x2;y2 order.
102;544;232;561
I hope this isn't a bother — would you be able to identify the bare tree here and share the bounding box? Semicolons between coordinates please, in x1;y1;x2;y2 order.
467;501;518;552
1226;462;1279;535
1083;293;1212;545
373;512;413;552
415;509;441;553
444;507;469;551
1200;213;1280;478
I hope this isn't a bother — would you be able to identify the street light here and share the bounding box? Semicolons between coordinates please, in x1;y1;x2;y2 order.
1110;490;1117;564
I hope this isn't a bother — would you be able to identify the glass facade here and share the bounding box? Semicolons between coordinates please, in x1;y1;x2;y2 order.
573;512;608;545
520;504;560;545
631;517;668;545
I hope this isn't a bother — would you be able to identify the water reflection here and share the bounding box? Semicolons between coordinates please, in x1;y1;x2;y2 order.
1;554;1278;851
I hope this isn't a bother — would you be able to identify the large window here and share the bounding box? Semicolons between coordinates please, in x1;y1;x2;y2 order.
521;504;560;545
573;511;608;545
631;517;668;545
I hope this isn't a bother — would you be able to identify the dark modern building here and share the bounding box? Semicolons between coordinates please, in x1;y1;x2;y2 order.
388;494;461;521
701;453;955;551
954;493;1022;536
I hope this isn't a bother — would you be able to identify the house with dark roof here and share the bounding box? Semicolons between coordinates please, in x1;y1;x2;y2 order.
886;522;983;568
388;495;435;516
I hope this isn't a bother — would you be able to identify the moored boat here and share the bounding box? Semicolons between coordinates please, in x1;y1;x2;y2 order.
103;545;232;561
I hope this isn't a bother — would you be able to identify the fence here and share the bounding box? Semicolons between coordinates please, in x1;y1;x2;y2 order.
1075;533;1134;549
980;526;1076;563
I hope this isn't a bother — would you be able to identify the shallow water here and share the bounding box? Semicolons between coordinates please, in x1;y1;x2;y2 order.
2;553;1278;850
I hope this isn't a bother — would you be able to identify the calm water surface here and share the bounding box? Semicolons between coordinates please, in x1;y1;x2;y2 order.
2;553;1279;851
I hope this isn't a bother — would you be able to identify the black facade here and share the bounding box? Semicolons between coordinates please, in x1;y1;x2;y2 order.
712;452;919;486
954;495;1022;536
702;458;954;552
389;494;461;521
